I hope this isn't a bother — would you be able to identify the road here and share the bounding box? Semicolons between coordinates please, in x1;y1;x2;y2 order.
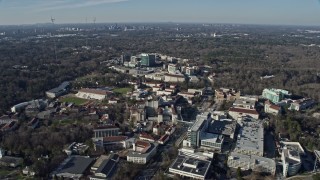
135;125;189;180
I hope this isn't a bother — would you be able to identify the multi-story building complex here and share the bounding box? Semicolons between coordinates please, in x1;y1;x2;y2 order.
262;88;291;104
288;98;315;111
169;155;212;180
207;118;237;140
233;118;264;156
279;141;305;177
228;152;276;175
126;140;158;164
214;88;240;103
183;117;208;148
140;53;156;67
200;133;224;152
93;125;120;140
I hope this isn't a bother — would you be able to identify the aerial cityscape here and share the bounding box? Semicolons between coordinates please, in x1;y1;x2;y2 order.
0;0;320;180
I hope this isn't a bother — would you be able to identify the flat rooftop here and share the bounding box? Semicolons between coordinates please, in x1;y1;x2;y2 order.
235;118;263;154
169;155;211;178
190;115;207;132
127;142;158;158
208;119;236;137
54;156;94;176
201;133;223;144
229;152;275;169
283;149;301;165
281;142;305;155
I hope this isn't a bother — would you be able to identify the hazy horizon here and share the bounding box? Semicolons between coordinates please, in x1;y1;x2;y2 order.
0;0;320;26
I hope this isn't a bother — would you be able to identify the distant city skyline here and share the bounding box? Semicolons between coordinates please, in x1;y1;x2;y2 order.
0;0;320;26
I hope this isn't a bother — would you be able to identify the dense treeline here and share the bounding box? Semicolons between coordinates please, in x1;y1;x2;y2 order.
0;24;320;113
0;124;92;177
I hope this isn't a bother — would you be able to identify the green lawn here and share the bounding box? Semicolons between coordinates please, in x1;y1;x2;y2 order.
0;169;11;176
113;87;131;94
60;96;88;105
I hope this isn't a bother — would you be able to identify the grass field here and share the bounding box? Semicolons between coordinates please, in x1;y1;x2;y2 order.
113;87;132;94
60;96;88;105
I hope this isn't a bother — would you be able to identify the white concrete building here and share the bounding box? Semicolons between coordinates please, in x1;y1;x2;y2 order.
280;142;305;177
228;107;259;120
127;140;158;164
228;152;276;175
164;73;185;83
76;88;112;100
169;155;211;180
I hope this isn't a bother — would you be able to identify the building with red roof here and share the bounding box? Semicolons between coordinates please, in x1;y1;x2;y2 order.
228;107;259;120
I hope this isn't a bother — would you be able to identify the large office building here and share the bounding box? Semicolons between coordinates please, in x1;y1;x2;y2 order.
184;116;208;148
262;88;291;104
280;142;305;177
140;53;156;67
228;152;276;175
169;155;212;180
233;118;264;157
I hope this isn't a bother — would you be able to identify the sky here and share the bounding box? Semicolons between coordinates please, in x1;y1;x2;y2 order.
0;0;319;26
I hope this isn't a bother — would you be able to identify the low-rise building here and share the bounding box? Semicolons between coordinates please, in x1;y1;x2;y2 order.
27;118;39;129
158;134;169;145
264;100;281;115
51;155;94;179
90;155;109;172
89;154;119;180
93;125;120;140
233;96;257;110
46;81;70;99
215;88;240;103
63;142;89;156
102;136;129;150
228;152;276;175
228;107;259;120
139;133;155;143
169;155;211;180
164;73;185;83
127;140;158;164
262;88;291;104
76;88;113;100
288;98;315;111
